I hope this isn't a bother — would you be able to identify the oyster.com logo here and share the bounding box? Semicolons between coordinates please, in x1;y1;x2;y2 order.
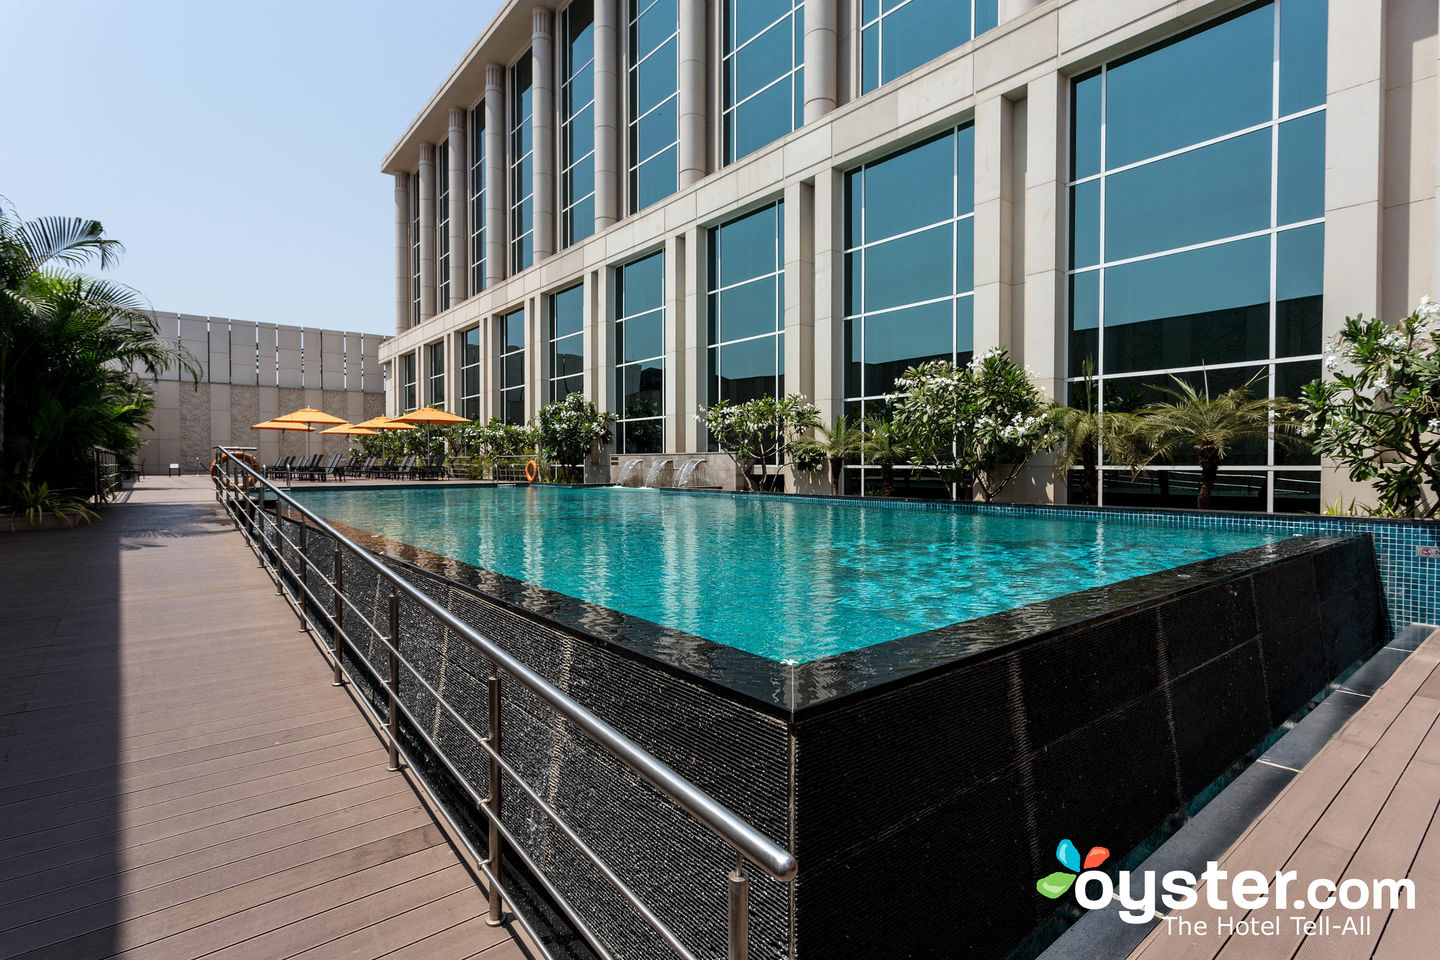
1036;839;1110;899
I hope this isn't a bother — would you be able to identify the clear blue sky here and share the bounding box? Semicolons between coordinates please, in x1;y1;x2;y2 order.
1;0;503;336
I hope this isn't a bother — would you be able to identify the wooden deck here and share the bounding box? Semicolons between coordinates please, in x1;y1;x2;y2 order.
1130;630;1440;960
0;477;533;960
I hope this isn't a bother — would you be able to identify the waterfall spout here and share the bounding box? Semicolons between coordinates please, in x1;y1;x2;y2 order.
643;458;674;488
676;458;706;488
616;458;646;487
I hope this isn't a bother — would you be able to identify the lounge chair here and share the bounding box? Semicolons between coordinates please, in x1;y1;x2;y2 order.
263;455;294;479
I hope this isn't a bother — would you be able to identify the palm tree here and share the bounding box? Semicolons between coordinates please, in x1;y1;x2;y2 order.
862;416;909;497
795;416;866;496
1050;361;1144;505
1137;373;1297;510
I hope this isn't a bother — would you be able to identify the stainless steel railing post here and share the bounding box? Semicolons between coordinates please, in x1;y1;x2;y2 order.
271;496;284;595
387;591;401;771
727;859;749;960
486;673;505;926
298;521;309;632
331;547;345;686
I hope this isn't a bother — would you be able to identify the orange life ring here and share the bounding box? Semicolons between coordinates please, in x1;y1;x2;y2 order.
525;460;539;482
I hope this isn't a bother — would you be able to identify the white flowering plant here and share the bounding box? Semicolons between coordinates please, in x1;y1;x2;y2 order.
537;393;614;481
889;348;1056;501
1301;298;1440;517
698;394;823;491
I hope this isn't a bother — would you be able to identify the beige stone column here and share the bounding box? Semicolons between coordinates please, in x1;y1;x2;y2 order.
1021;77;1063;403
812;168;845;426
594;0;621;228
532;9;556;261
783;181;815;405
666;232;689;452
484;64;508;289
590;268;614;414
803;0;837;122
973;95;1014;360
448;108;469;302
679;228;706;451
998;0;1045;24
528;294;546;417
677;0;708;188
418;144;437;322
394;172;410;334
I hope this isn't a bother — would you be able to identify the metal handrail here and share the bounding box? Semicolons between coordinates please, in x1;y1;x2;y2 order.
212;446;796;960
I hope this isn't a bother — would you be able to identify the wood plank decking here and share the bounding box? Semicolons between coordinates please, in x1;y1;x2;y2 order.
0;477;533;960
1130;630;1440;960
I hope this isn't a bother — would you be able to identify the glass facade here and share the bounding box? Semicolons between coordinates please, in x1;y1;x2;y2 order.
469;105;486;293
1067;0;1327;510
860;0;998;94
721;0;803;164
401;352;417;412
844;124;976;429
409;172;421;327
427;341;445;407
615;251;665;452
550;284;585;402
511;53;535;273
627;0;678;213
499;307;526;425
437;138;451;311
459;326;481;421
708;201;784;414
562;0;597;246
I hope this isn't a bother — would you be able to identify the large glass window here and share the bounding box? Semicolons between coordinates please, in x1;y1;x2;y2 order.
437;138;451;310
708;202;784;416
844;125;975;412
562;0;597;246
860;0;998;94
722;0;803;164
499;308;526;425
511;54;535;273
1067;0;1327;511
615;251;665;452
459;326;481;421
550;284;586;402
627;0;678;213
427;341;445;408
469;105;486;293
409;172;421;327
401;352;418;412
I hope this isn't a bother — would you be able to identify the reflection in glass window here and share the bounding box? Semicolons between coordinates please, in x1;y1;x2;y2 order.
409;172;420;327
437;138;451;311
499;308;526;424
562;1;597;246
427;341;445;408
469;105;486;293
615;251;665;452
708;202;784;430
401;352;418;413
550;284;585;402
860;0;998;94
1066;0;1327;511
459;327;481;421
722;0;803;164
510;54;535;273
628;0;678;212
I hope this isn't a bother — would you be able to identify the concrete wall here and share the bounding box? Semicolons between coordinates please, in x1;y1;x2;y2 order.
382;0;1440;511
135;312;387;474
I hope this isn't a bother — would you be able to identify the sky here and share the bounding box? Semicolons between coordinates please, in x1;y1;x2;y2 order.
1;0;503;336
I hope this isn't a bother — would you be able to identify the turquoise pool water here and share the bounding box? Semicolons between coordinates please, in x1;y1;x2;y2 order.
292;486;1285;663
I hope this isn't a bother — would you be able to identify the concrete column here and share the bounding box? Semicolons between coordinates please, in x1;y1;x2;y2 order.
812;168;845;426
484;64;508;289
666;232;688;452
448;108;469;302
594;0;621;228
479;315;495;423
998;0;1045;24
529;294;546;417
418;144;438;322
803;0;837;123
591;268;615;415
679;228;705;451
532;9;556;261
677;0;708;188
394;173;410;334
1021;78;1063;402
783;181;815;405
973;96;1015;360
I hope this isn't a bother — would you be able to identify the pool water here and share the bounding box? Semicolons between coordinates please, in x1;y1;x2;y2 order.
292;486;1285;663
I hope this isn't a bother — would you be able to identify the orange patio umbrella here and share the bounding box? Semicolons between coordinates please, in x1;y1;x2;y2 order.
391;407;471;425
272;407;348;427
355;416;416;431
252;419;315;432
320;423;380;436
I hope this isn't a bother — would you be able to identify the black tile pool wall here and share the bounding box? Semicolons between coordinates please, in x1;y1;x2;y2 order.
789;535;1386;960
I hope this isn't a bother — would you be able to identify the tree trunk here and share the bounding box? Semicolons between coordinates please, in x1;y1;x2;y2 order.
1081;439;1098;505
1196;445;1220;510
829;456;843;496
879;461;894;497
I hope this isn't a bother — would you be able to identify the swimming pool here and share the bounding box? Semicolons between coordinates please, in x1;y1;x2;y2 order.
292;484;1285;662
